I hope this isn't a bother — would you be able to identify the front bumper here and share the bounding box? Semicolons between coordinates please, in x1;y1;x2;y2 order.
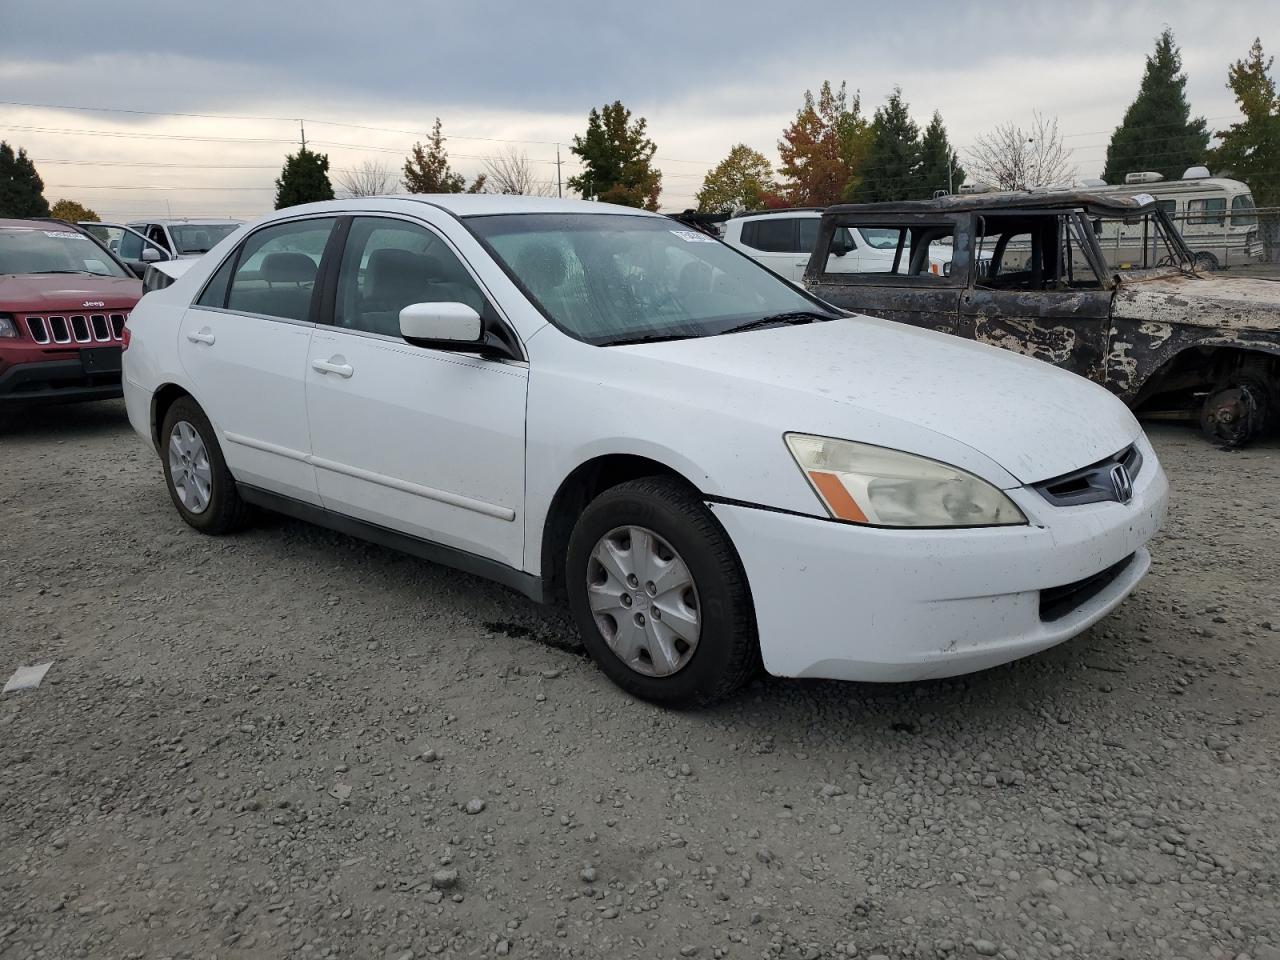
0;356;123;408
709;440;1169;682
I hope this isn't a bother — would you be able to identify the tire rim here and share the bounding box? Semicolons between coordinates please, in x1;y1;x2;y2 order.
586;525;700;677
168;420;213;514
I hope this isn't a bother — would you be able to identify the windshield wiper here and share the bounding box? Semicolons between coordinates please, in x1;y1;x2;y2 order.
720;311;834;335
601;332;697;347
30;269;94;275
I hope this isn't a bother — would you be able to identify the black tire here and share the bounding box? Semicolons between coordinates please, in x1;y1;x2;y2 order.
1193;251;1220;271
159;396;251;534
565;477;759;707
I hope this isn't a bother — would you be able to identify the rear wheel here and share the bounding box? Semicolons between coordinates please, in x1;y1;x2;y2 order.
1193;251;1220;271
160;396;251;533
566;477;759;706
1199;382;1269;448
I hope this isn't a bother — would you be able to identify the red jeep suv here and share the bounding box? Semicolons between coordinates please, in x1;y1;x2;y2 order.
1;219;142;411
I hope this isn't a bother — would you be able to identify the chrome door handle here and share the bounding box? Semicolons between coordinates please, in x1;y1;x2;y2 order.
312;358;354;378
186;329;215;345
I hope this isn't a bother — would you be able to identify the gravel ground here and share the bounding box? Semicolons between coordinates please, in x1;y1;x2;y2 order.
2;400;1278;960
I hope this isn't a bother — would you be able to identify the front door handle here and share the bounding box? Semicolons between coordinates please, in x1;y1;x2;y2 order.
312;358;354;379
186;329;215;345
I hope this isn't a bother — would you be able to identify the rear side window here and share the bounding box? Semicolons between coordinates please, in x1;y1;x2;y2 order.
224;218;336;322
1187;197;1226;226
196;253;237;308
740;217;797;252
821;222;958;281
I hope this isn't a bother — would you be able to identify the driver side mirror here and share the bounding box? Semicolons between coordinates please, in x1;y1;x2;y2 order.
830;238;853;257
400;301;482;345
141;247;165;263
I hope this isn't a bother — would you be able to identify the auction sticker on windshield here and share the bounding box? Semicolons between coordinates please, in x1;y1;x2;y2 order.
43;231;89;240
670;229;717;243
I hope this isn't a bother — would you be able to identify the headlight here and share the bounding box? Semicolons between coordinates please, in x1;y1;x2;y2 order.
0;315;17;338
785;433;1027;528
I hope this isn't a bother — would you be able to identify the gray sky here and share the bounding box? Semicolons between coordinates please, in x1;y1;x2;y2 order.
0;0;1270;219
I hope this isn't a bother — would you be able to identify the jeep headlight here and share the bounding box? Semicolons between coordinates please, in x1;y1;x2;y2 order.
0;315;17;338
785;433;1026;528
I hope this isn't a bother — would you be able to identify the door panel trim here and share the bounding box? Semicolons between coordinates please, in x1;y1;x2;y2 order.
311;455;517;522
223;431;311;463
237;484;543;602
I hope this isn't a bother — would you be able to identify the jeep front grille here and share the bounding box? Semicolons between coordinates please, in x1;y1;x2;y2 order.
23;312;128;345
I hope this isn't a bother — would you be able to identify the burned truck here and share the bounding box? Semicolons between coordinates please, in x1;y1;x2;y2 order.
803;192;1279;446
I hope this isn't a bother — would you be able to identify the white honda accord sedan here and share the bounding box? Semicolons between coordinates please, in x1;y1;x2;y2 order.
122;195;1168;706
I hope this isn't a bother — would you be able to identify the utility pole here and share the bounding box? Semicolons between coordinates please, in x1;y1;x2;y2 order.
300;119;307;151
555;144;563;199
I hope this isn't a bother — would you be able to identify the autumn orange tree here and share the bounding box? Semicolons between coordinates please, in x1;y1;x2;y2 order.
776;81;870;206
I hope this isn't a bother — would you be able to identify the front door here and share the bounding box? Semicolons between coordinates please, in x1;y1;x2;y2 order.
960;213;1114;380
178;215;337;504
305;215;528;569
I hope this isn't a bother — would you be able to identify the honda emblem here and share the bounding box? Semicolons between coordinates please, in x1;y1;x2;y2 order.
1109;464;1133;504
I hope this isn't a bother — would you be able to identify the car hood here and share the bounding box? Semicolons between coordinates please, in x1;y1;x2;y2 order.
1115;272;1280;332
0;273;141;312
616;316;1141;485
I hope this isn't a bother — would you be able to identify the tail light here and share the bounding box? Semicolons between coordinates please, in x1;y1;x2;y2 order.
121;322;132;351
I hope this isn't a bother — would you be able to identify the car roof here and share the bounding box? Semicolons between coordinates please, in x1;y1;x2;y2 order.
128;218;244;226
824;190;1159;218
251;195;666;220
0;217;93;231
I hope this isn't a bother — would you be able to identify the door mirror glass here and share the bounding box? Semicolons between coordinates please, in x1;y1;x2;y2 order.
400;302;482;344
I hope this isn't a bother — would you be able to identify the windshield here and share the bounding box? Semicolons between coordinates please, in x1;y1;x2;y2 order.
467;213;833;345
858;227;906;250
169;223;239;255
0;226;129;277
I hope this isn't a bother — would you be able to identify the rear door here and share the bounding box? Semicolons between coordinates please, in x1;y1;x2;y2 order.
738;216;807;280
178;215;338;505
960;212;1113;380
805;215;966;334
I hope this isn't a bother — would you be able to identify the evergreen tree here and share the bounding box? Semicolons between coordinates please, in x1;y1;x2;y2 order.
567;101;661;210
695;144;775;213
0;141;51;217
1102;28;1210;183
850;88;922;202
917;111;965;197
777;81;869;206
1210;38;1280;206
274;146;335;209
402;118;487;194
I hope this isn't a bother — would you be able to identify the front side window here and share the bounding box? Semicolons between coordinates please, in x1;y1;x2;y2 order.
467;213;832;345
0;225;129;277
333;218;488;337
1231;194;1257;227
147;225;170;251
976;215;1102;290
1188;197;1226;226
225;218;336;322
118;229;144;260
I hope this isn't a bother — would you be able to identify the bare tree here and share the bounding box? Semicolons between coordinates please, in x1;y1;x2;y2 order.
482;146;555;196
966;111;1075;190
335;159;398;198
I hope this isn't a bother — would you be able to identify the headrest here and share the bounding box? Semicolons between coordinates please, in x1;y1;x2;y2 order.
261;251;317;284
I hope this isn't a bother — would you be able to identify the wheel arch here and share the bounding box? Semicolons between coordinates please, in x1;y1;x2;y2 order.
150;382;195;451
539;453;705;604
1132;341;1280;411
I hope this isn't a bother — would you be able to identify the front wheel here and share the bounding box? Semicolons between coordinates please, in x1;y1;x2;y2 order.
565;477;759;707
160;396;251;534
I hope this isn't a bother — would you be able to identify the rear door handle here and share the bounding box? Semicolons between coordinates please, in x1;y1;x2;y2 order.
312;358;354;379
186;329;215;345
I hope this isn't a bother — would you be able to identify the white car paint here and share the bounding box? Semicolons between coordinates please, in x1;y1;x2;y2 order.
123;195;1167;686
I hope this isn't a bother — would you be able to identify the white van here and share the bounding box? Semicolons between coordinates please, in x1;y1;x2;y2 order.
1078;169;1259;269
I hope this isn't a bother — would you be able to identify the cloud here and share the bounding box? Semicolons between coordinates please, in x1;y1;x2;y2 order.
2;0;1267;215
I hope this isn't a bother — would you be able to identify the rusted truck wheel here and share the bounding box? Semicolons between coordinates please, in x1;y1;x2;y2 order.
1199;383;1268;448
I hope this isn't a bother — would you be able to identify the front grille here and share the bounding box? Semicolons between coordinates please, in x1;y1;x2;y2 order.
1040;554;1135;622
24;312;128;345
1034;444;1142;507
